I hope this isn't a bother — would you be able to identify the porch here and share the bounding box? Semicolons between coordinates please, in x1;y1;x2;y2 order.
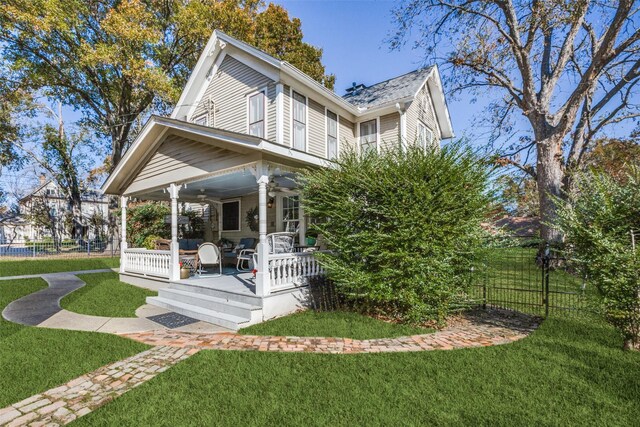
104;117;328;328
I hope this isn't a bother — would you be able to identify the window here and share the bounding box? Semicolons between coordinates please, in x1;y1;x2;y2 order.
292;91;306;151
359;119;377;154
281;195;300;233
326;110;338;159
417;121;434;149
248;91;265;138
221;200;241;231
192;114;208;126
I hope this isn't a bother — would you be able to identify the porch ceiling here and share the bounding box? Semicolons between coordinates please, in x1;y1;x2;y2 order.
136;169;297;202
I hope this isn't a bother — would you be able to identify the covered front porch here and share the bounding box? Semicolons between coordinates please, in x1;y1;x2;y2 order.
102;116;327;327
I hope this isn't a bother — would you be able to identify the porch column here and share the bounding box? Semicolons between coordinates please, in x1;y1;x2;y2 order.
255;175;270;296
298;202;306;247
168;183;182;281
119;196;128;273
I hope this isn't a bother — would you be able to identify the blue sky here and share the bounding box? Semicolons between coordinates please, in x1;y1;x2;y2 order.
276;0;482;140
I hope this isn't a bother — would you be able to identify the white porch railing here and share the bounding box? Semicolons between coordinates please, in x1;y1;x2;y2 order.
268;251;325;292
122;248;171;278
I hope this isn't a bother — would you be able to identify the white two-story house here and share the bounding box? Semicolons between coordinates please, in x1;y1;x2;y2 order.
102;30;453;329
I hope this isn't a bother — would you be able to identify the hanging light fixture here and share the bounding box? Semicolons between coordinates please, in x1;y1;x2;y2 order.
267;197;274;209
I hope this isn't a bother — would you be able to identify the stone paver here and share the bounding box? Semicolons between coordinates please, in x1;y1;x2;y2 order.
0;346;197;426
122;309;539;354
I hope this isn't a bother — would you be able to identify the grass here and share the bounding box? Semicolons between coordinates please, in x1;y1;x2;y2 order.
239;310;434;339
0;278;149;407
0;257;119;277
61;272;157;318
76;314;640;426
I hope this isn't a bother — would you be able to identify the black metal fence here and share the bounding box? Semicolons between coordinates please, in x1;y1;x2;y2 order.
468;240;590;317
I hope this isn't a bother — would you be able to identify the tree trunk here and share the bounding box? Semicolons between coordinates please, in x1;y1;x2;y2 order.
536;134;565;246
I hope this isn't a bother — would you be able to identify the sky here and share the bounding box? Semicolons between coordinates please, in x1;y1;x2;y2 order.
276;0;482;140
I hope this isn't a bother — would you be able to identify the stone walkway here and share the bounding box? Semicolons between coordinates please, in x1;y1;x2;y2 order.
122;309;539;354
0;346;198;427
2;274;87;326
2;272;229;335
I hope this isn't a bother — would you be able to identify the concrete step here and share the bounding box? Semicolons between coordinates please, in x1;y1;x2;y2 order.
157;288;261;319
170;282;263;306
146;296;254;331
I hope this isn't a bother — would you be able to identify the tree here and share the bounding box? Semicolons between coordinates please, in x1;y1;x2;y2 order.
10;101;98;240
584;137;640;183
391;1;640;244
0;0;334;171
300;144;492;324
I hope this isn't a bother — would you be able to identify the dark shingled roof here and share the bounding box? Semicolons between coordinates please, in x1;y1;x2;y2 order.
342;67;434;109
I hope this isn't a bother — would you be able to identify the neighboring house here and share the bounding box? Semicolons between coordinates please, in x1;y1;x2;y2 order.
102;30;454;329
0;176;111;244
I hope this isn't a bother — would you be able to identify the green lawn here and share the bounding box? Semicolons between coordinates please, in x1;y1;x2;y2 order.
240;310;433;339
61;272;156;318
0;257;119;277
76;314;640;426
0;278;149;407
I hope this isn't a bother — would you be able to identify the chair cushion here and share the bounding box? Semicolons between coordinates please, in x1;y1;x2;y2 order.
238;238;256;249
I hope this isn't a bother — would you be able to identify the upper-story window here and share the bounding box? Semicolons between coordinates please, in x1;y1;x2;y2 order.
292;91;307;151
417;121;434;149
359;119;377;154
326;110;338;159
192;113;208;126
248;91;265;138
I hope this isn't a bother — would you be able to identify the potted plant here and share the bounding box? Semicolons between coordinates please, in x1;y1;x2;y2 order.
179;261;191;279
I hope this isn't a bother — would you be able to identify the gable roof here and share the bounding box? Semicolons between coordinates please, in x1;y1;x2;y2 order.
171;30;453;138
342;67;434;109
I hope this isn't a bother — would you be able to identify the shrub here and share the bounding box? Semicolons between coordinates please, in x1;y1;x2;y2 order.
142;235;162;250
126;202;170;248
555;169;640;351
300;144;492;324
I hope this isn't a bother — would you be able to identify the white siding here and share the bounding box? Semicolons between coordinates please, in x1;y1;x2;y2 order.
190;55;274;136
379;112;400;151
338;116;356;154
405;82;441;146
283;85;291;146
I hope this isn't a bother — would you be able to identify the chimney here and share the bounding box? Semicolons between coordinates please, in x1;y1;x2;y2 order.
39;174;47;185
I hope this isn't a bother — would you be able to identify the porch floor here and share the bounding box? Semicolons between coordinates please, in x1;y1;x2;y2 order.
171;267;256;296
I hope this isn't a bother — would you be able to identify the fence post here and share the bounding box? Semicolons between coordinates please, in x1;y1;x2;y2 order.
543;245;550;317
32;241;36;258
87;240;91;257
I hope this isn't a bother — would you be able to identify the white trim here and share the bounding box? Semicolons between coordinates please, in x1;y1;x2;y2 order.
325;108;339;160
185;51;226;122
192;112;208;127
358;118;379;155
220;198;242;232
275;83;284;145
291;89;308;152
246;87;268;139
399;110;407;150
417;119;434;149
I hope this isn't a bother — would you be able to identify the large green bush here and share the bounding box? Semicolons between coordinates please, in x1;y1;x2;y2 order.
300;144;492;324
126;202;170;248
556;169;640;351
